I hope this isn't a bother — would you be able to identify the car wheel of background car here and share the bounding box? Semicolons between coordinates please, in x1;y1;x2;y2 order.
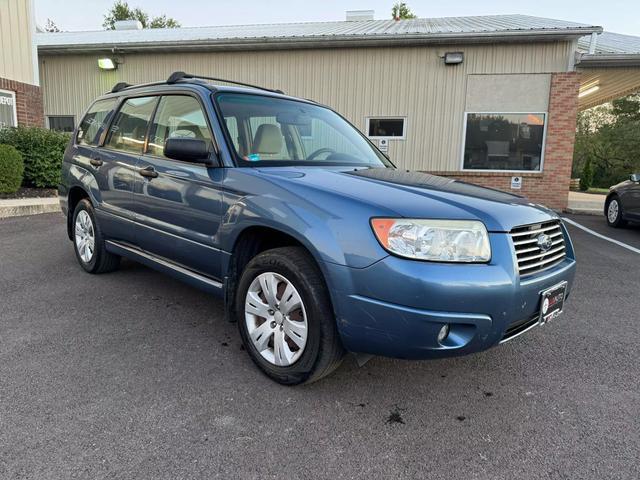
605;195;627;228
72;199;120;273
236;246;345;385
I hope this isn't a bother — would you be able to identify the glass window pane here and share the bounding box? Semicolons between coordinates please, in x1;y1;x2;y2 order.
147;96;213;158
368;118;405;137
463;113;546;171
49;116;75;132
77;98;117;146
0;90;17;128
105;96;157;154
224;116;240;153
216;93;390;167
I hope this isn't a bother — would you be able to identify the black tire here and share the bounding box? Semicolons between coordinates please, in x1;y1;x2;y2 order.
605;195;627;228
236;247;345;385
71;199;120;273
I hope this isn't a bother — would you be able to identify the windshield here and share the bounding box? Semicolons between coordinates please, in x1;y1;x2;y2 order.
215;93;392;168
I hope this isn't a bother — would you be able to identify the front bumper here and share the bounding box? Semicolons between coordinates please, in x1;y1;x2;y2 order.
323;226;576;359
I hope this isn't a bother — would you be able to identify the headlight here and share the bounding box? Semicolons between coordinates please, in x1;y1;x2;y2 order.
371;218;491;262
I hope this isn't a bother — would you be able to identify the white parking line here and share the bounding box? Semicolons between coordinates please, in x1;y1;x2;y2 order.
561;217;640;255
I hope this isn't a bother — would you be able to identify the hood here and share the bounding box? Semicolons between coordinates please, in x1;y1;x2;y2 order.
254;167;559;232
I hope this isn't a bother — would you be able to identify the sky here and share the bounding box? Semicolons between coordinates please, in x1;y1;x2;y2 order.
35;0;640;36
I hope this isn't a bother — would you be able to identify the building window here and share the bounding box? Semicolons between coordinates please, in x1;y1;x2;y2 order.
0;89;17;128
48;116;75;132
366;117;406;139
462;113;546;171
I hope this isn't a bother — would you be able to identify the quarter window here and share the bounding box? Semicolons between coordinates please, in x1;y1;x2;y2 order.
48;116;75;132
105;96;157;154
463;113;546;171
77;98;117;146
147;95;213;158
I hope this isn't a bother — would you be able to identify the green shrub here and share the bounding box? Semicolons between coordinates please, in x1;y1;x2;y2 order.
579;159;593;192
0;127;70;188
0;144;25;194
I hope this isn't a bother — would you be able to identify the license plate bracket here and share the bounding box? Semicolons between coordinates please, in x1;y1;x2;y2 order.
539;281;567;324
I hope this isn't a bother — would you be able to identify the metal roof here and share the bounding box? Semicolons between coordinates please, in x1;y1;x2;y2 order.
577;31;640;67
578;31;640;55
36;14;602;54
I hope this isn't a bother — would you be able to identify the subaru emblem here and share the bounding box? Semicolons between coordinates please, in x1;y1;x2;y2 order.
536;233;553;252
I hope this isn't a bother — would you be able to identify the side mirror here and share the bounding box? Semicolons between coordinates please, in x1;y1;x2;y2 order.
164;138;212;164
630;173;640;182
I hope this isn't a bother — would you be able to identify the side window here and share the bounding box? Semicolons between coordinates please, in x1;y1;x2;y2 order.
104;96;157;154
147;95;213;158
77;98;117;146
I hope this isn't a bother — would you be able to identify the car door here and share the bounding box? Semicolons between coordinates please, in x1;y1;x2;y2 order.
93;95;158;243
133;93;223;280
624;175;640;219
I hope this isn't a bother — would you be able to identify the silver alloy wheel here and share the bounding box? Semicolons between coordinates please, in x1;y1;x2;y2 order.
74;210;95;263
607;199;619;223
244;272;308;366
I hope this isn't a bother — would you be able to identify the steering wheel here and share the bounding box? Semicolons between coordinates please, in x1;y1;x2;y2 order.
307;148;337;161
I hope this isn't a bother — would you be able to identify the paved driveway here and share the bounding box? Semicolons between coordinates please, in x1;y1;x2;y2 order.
1;213;638;479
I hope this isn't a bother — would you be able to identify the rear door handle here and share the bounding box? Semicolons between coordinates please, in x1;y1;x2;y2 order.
139;166;159;179
89;158;103;167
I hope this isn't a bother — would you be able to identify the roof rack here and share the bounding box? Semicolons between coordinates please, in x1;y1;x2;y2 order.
166;71;284;94
111;82;132;93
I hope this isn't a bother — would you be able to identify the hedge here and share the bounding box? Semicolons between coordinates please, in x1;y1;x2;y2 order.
0;144;25;194
0;127;70;188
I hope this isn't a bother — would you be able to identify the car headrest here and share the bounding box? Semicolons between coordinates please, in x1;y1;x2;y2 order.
253;124;283;155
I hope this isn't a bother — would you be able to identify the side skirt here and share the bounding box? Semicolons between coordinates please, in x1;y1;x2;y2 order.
105;240;224;297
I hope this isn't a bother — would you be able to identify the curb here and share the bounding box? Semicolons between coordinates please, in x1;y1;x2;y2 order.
0;198;60;218
564;207;602;217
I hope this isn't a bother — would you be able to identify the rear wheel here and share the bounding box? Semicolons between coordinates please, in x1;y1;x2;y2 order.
236;247;344;385
605;195;627;228
72;199;120;273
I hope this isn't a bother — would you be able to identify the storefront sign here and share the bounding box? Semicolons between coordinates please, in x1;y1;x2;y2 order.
0;89;17;128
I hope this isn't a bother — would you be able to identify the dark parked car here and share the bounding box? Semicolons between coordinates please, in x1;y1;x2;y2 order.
605;173;640;227
59;72;576;385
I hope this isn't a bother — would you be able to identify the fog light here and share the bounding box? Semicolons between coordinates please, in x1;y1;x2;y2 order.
437;324;450;343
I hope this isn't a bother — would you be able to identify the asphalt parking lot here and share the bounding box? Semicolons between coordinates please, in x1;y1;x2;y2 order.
1;213;639;479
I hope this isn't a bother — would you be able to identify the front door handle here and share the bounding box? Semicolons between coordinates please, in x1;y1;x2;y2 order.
89;158;103;167
139;166;159;179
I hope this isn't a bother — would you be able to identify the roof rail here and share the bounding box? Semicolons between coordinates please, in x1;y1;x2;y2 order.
166;71;284;94
111;82;132;93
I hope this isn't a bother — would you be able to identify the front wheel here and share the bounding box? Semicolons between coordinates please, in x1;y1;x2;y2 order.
605;196;627;228
236;247;344;385
72;199;120;273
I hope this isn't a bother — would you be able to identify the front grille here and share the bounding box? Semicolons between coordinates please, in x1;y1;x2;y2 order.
510;220;566;276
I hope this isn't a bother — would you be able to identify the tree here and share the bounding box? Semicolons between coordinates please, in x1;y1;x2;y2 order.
44;18;60;32
573;93;640;188
392;2;417;20
102;1;180;30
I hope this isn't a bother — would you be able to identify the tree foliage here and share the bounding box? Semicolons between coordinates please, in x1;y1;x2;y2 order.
573;93;640;188
102;1;180;30
391;2;417;20
44;19;60;32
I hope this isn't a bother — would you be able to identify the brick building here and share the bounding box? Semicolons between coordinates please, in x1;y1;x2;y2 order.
25;13;640;210
0;0;44;128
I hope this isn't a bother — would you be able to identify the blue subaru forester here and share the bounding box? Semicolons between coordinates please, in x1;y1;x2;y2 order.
59;72;576;384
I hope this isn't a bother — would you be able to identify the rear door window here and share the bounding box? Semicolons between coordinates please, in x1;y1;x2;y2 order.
104;96;158;154
77;98;118;146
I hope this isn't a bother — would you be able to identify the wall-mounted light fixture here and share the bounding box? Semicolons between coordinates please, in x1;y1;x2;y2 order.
98;58;118;70
443;52;464;65
578;82;600;98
